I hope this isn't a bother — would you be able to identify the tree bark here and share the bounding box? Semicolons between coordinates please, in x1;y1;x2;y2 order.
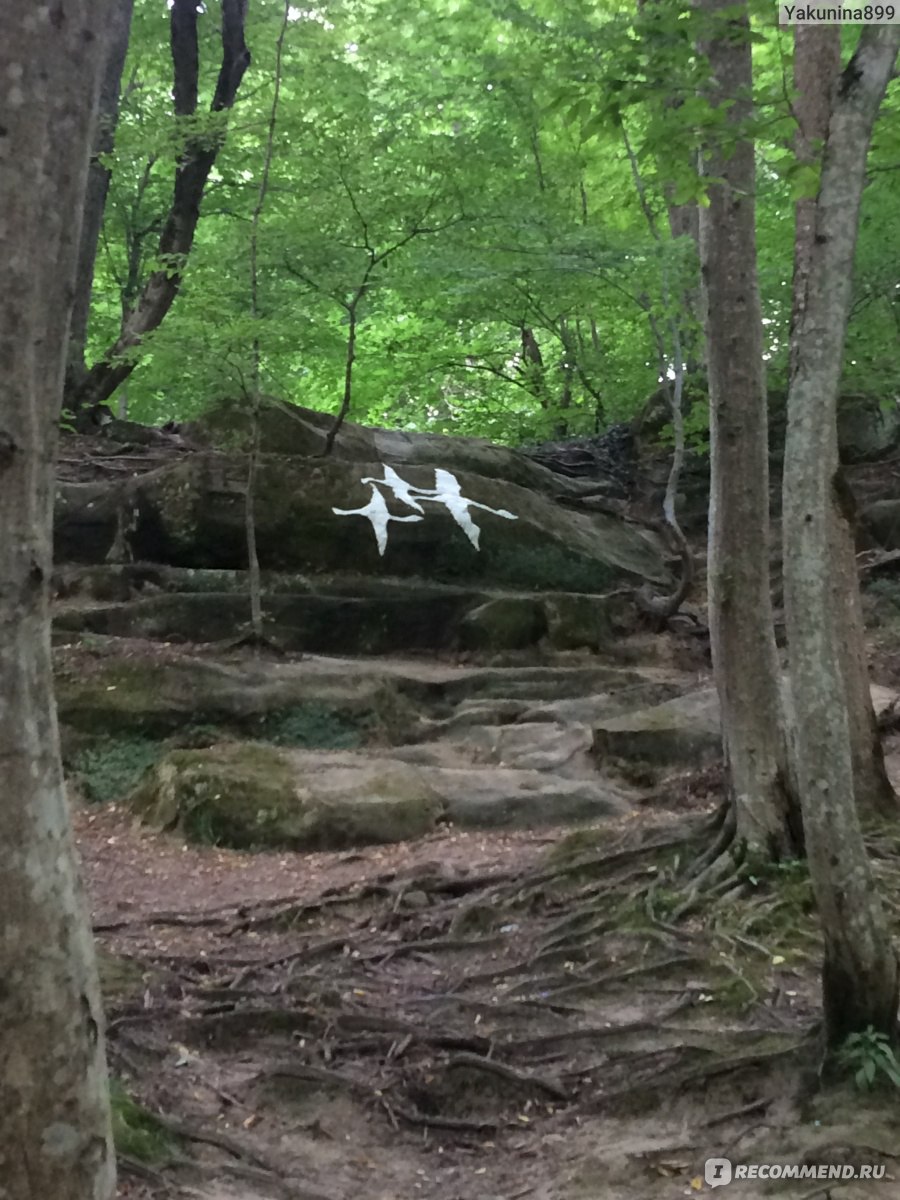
830;474;895;817
620;120;691;619
556;318;574;438
636;0;704;373
520;325;552;417
699;0;801;857
67;0;135;394
790;26;896;820
0;5;116;1197
783;26;900;1046
789;26;841;379
244;1;292;644
665;174;705;373
69;0;250;411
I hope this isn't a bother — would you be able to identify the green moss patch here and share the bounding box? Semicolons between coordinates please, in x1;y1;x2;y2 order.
250;702;364;749
71;736;164;803
127;742;443;850
110;1080;179;1164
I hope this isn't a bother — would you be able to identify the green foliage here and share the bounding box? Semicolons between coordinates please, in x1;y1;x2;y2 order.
179;801;229;848
72;735;163;803
70;706;367;806
837;1028;900;1093
252;703;364;750
708;856;817;954
655;387;711;452
864;578;900;636
745;854;809;889
84;0;898;443
866;577;900;605
110;1079;179;1163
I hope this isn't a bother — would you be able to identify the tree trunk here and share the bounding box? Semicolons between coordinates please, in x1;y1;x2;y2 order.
790;26;896;820
520;325;550;409
665;176;705;374
636;0;704;373
0;5;116;1197
556;318;574;438
830;474;895;817
67;0;135;394
699;0;801;857
783;26;900;1047
789;26;841;379
241;0;292;646
70;0;250;412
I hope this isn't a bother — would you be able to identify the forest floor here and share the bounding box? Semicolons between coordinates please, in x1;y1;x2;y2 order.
58;431;900;1198
77;737;900;1200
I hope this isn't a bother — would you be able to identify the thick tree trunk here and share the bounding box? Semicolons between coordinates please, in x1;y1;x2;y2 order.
699;0;801;857
789;26;841;378
0;5;116;1197
783;26;900;1047
67;0;135;393
70;0;250;412
790;26;896;820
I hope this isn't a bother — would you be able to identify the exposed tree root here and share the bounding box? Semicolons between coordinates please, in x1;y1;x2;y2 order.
97;806;841;1196
585;1038;803;1111
217;628;287;655
153;1111;278;1172
503;996;695;1056
263;1063;500;1134
445;1051;569;1102
118;1153;173;1190
375;933;508;962
689;800;737;878
673;1041;805;1089
701;1094;776;1127
539;954;701;1003
674;853;746;921
182;1155;340;1200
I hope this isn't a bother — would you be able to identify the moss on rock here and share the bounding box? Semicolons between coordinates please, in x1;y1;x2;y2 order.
543;590;637;651
459;597;547;651
128;742;444;850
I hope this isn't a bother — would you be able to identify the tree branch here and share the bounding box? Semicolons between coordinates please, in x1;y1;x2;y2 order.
70;0;251;410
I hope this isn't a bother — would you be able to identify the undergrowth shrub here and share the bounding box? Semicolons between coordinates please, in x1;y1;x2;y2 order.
252;703;364;749
110;1079;179;1163
72;736;163;803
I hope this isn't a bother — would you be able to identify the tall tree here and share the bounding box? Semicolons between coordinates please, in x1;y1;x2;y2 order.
636;0;704;374
69;0;250;412
783;25;900;1046
67;0;135;395
790;25;896;820
698;0;801;861
244;0;292;645
0;3;116;1197
621;119;692;619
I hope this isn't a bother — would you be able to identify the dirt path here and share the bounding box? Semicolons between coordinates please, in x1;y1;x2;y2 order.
75;797;900;1200
77;805;554;927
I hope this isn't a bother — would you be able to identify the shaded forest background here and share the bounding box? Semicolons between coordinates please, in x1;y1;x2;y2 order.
80;0;900;442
